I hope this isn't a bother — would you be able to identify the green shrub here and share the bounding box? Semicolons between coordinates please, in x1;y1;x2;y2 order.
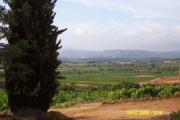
98;82;140;91
128;88;137;98
52;84;180;107
0;89;9;110
158;86;176;97
1;85;180;110
58;84;76;92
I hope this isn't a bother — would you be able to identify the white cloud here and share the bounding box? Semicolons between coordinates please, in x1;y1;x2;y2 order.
61;19;180;51
65;0;180;20
74;28;84;36
175;25;180;32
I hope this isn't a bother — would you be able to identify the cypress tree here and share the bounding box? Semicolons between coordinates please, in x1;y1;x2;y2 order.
0;0;66;113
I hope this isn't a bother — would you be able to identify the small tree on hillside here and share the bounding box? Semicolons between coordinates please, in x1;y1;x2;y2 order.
0;0;66;113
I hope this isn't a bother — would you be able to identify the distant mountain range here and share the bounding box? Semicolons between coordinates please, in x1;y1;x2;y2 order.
60;50;180;59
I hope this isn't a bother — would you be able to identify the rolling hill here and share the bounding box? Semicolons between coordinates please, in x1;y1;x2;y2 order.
60;50;180;59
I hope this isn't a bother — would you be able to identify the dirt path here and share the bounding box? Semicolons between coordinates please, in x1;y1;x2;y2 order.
51;97;180;120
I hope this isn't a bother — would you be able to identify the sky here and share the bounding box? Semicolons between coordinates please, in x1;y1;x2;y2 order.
54;0;180;51
1;0;180;51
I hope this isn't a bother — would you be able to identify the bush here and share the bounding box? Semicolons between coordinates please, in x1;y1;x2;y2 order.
0;89;9;110
58;84;76;92
1;85;180;110
158;86;177;97
114;82;140;89
51;85;180;107
98;82;140;91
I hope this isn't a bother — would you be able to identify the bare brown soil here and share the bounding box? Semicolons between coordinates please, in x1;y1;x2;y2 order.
52;97;180;120
142;76;180;85
115;61;134;65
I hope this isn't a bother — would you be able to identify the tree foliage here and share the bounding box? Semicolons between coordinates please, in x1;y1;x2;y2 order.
0;4;7;63
0;0;66;113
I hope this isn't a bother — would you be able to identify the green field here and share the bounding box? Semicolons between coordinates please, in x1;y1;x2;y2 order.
1;59;180;85
58;59;180;85
0;59;180;85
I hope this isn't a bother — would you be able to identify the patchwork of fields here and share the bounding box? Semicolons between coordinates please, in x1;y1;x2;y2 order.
58;59;180;85
1;59;180;85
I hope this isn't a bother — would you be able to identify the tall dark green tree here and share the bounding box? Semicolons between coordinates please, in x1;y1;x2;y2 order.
0;4;7;63
0;0;66;112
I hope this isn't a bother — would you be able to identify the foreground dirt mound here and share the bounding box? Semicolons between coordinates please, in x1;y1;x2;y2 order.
0;110;72;120
53;97;180;120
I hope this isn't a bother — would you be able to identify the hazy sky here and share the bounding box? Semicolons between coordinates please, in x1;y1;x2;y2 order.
55;0;180;51
1;0;180;51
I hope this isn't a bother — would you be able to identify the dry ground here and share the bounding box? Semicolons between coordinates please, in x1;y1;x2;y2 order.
52;97;180;120
142;76;180;85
